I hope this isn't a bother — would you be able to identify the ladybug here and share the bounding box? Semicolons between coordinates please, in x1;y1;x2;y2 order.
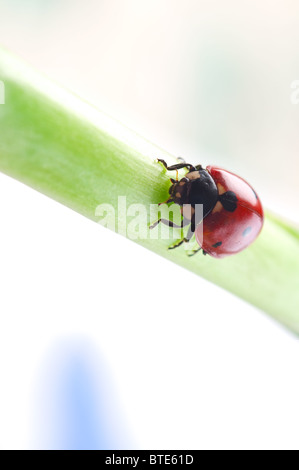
150;159;264;258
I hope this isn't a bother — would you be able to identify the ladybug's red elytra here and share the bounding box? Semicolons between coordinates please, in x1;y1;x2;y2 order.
150;159;264;258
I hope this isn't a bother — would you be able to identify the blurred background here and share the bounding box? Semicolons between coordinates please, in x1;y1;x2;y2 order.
0;0;299;450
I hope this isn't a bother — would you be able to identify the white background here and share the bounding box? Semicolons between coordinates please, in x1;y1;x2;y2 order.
0;0;299;450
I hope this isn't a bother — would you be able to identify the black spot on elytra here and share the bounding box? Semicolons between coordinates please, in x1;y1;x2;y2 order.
212;241;222;248
242;227;252;237
219;191;238;212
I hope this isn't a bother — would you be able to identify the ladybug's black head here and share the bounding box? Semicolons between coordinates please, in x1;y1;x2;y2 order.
170;169;218;219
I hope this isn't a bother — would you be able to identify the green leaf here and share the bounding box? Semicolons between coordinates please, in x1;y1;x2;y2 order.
0;48;299;333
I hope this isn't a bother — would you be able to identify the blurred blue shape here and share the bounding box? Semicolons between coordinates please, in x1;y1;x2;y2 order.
35;340;131;450
59;354;110;450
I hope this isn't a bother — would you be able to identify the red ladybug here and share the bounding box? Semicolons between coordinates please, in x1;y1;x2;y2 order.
150;159;264;258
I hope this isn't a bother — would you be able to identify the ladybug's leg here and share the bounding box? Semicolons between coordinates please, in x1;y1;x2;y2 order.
183;214;197;242
168;238;185;250
168;223;195;250
187;247;202;257
175;157;187;180
158;197;173;206
184;221;195;242
149;218;188;230
157;159;196;173
168;211;201;250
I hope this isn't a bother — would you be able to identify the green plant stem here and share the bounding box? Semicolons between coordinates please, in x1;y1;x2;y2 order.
0;48;299;333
